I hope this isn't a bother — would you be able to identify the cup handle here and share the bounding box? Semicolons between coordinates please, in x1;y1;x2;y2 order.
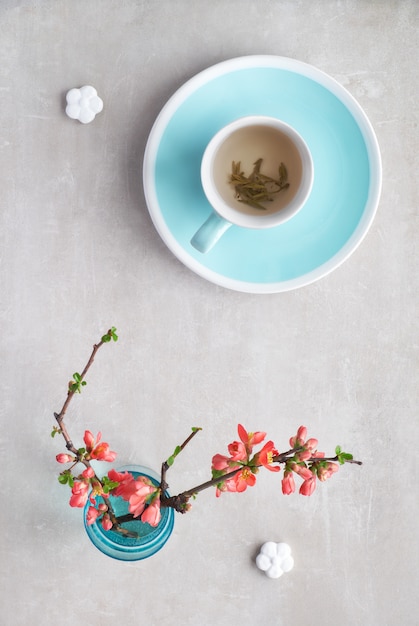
190;212;232;254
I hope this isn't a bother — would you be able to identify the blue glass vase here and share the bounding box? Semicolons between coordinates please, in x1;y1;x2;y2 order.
83;465;174;561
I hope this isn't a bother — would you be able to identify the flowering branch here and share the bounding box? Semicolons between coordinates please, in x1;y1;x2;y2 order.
158;433;362;511
52;328;134;535
52;329;362;538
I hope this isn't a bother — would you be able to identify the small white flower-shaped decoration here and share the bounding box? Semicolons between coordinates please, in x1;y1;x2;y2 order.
256;542;294;579
65;86;103;124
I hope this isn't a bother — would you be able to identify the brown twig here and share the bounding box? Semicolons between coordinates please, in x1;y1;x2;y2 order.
319;456;363;465
55;338;105;428
159;427;202;492
54;337;107;457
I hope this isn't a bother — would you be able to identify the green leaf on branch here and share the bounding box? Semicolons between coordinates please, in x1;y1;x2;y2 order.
102;327;118;343
191;427;202;433
336;447;354;465
110;327;118;341
51;426;62;438
101;476;120;493
211;469;226;480
166;444;183;467
58;470;74;487
76;447;86;460
69;372;87;394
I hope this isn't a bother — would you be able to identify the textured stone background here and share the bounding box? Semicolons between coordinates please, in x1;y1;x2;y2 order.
0;1;417;625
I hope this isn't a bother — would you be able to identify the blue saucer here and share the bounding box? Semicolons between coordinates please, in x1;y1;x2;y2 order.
143;56;382;293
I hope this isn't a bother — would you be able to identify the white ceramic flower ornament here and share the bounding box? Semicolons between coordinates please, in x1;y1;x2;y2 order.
65;86;103;124
256;542;294;579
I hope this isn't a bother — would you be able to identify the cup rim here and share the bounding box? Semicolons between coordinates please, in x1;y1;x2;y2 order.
201;115;314;229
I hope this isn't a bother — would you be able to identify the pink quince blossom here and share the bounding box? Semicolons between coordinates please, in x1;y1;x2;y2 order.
128;477;158;518
255;441;280;472
91;442;116;462
83;430;116;462
227;440;247;461
56;453;75;464
238;424;266;453
108;469;137;499
215;475;238;497
234;467;256;492
281;471;295;495
69;481;89;507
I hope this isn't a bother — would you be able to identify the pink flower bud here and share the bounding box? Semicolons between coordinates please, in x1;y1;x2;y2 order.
56;453;74;464
101;514;112;531
212;454;233;471
291;463;312;481
304;438;319;451
281;471;295;495
141;500;161;527
289;426;307;448
295;449;312;462
299;476;317;496
82;466;95;479
69;481;89;507
318;462;339;482
83;430;96;451
86;506;100;525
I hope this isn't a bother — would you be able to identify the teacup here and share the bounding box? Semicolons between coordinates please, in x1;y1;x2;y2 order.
190;116;313;254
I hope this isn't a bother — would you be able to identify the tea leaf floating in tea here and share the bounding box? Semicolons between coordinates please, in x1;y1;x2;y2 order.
229;159;289;210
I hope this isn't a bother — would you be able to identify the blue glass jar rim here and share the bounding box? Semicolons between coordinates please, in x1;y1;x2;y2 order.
83;464;175;561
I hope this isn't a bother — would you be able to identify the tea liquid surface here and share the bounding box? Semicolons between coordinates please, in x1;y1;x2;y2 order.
212;125;303;216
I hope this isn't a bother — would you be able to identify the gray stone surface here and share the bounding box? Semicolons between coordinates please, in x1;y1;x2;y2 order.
0;1;417;625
